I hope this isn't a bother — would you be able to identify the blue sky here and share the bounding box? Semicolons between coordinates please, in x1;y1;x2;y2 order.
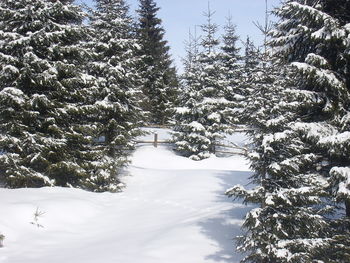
76;0;282;70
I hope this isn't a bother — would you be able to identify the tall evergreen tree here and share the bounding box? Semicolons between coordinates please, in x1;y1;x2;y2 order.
136;0;178;125
272;1;350;261
227;0;350;262
221;16;241;82
0;0;110;191
220;16;243;123
271;1;350;260
172;29;207;159
243;36;260;73
173;7;233;160
182;28;200;87
86;0;144;191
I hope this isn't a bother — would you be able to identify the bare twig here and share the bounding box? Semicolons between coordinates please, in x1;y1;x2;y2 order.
30;207;45;228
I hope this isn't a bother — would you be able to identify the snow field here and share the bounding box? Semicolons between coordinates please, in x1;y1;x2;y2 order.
0;129;253;263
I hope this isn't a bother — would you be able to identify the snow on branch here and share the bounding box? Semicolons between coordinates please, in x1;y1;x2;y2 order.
330;167;350;200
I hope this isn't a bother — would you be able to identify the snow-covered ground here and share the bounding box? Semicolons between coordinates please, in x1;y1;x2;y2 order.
0;129;253;263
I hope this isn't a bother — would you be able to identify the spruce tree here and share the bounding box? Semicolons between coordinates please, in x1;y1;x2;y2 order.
0;0;111;191
173;7;233;160
270;0;350;261
242;37;261;75
136;0;178;125
172;29;208;159
232;36;261;127
220;16;243;122
85;0;144;191
227;0;350;262
227;53;328;263
182;29;200;88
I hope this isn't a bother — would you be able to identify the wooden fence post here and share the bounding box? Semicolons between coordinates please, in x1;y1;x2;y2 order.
0;234;4;247
154;133;158;148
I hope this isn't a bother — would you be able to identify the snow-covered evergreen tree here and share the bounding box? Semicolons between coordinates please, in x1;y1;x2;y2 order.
182;29;200;88
136;0;179;125
172;29;208;159
173;7;233;160
220;16;243;122
243;37;260;73
231;36;262;126
0;0;113;191
227;0;350;262
227;54;332;263
270;1;350;261
240;24;272;127
84;0;144;191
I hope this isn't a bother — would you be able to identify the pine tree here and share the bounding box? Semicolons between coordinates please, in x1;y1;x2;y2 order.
182;28;200;87
227;0;350;262
240;14;273;127
270;0;350;261
84;0;144;191
220;16;244;124
232;36;262;127
0;0;111;191
136;0;178;125
243;37;260;72
227;53;328;263
172;29;208;159
173;7;233;160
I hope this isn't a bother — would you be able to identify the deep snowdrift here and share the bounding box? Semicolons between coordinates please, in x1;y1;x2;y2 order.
0;129;253;263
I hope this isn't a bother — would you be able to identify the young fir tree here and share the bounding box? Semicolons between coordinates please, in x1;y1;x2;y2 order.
243;37;260;72
220;16;244;123
182;28;201;88
136;0;178;125
227;52;326;263
173;7;233;160
0;0;112;191
232;36;262;126
172;29;207;159
85;0;144;191
175;28;200;114
239;10;273;126
227;0;350;262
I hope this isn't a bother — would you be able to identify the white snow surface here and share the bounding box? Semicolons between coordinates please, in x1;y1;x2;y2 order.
0;128;252;263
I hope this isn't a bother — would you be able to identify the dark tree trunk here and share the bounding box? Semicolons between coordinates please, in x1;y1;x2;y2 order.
346;199;350;218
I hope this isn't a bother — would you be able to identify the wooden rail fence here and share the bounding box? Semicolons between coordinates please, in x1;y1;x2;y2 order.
135;133;171;148
135;132;248;156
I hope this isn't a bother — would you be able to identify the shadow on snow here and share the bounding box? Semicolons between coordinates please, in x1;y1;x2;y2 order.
198;170;254;263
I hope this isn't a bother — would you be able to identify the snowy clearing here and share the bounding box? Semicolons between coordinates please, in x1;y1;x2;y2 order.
0;129;253;263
